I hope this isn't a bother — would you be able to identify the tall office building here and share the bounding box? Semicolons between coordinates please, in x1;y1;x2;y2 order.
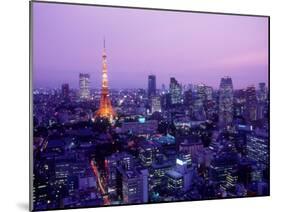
256;83;268;120
233;89;246;117
161;83;166;94
161;93;171;110
184;89;193;107
218;76;234;127
209;154;238;183
170;77;182;105
205;86;213;101
196;83;206;103
246;134;268;168
221;170;238;192
175;156;194;192
79;73;90;100
257;82;267;102
166;170;184;192
193;83;207;120
151;96;161;113
121;168;148;204
105;152;134;199
245;85;257;121
139;142;160;167
148;75;156;98
61;83;69;99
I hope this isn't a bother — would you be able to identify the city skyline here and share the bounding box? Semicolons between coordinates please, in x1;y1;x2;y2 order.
33;73;268;91
33;3;268;89
31;2;269;211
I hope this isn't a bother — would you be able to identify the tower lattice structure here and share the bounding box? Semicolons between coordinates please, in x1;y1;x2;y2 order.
95;40;116;121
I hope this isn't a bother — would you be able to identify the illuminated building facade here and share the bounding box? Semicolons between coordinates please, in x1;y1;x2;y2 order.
246;134;269;168
219;76;234;127
105;153;134;199
257;82;267;102
245;86;258;121
151;96;161;113
166;170;184;192
196;83;206;103
170;77;182;105
79;73;90;100
139;142;161;167
121;169;148;204
205;86;213;101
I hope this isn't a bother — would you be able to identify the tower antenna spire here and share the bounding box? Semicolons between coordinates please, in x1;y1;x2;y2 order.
103;37;105;49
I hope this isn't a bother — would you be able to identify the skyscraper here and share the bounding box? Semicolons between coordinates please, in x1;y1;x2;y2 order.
161;83;166;94
61;83;69;100
166;170;184;192
79;73;90;100
205;86;213;101
184;89;193;108
257;82;267;102
148;75;156;98
193;83;206;120
151;96;161;113
105;152;134;199
120;168;148;204
170;77;182;105
257;82;267;120
196;83;206;103
219;76;234;127
95;39;116;121
161;93;171;110
245;85;257;121
246;134;268;168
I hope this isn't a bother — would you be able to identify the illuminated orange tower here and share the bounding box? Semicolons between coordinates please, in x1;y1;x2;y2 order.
95;39;116;121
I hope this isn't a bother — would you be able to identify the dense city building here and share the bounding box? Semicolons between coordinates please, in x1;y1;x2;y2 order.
31;2;270;210
151;96;162;113
257;82;267;102
79;73;91;100
33;46;269;211
148;75;156;99
246;133;269;168
218;76;234;127
245;86;258;122
170;77;182;105
61;83;70;100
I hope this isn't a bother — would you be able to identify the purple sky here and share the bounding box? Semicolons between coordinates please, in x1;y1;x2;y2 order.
32;2;268;89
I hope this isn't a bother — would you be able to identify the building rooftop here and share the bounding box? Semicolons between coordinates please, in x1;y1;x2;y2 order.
166;170;183;179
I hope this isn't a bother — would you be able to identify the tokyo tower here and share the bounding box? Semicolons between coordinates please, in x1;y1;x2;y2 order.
95;39;116;121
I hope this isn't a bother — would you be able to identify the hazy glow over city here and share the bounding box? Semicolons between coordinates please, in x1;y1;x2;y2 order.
33;3;268;89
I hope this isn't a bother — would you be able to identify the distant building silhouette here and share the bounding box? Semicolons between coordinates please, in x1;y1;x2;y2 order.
79;73;90;100
148;75;156;99
170;77;182;105
219;76;234;127
61;83;69;100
